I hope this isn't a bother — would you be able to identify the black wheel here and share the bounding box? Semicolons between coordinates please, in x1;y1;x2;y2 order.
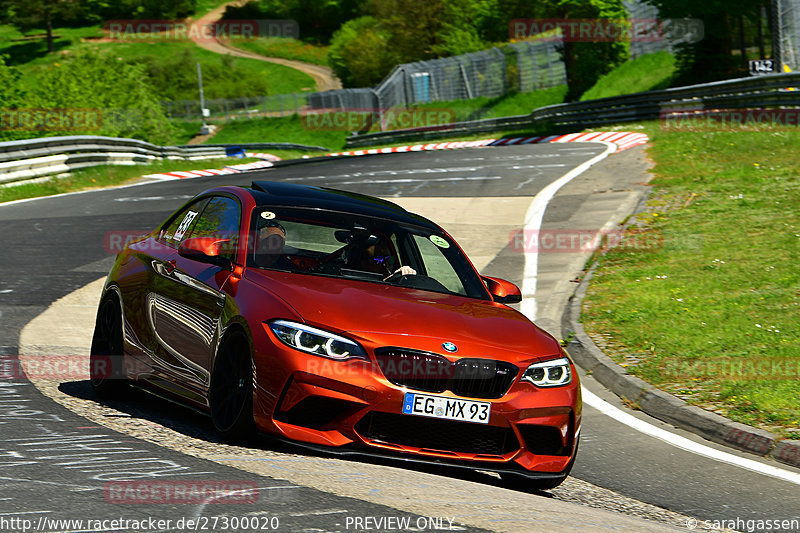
209;333;254;441
89;295;128;398
501;438;579;491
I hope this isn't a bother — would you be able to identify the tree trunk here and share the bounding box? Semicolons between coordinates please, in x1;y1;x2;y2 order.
758;4;766;59
739;16;747;69
46;11;54;53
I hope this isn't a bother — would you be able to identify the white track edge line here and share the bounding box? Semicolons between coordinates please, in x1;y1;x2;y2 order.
518;139;800;486
520;141;617;320
582;388;800;485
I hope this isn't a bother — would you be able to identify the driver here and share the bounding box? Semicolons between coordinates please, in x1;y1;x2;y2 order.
359;240;416;280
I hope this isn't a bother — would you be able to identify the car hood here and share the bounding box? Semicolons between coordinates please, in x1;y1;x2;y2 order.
246;269;561;362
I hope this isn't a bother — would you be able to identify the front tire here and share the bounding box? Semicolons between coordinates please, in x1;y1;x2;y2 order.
89;295;128;398
209;332;254;441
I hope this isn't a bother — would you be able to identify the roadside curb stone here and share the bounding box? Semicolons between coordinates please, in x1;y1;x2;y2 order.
562;267;800;469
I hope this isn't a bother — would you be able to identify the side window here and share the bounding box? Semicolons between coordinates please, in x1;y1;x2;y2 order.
159;198;209;247
413;234;467;295
187;196;241;258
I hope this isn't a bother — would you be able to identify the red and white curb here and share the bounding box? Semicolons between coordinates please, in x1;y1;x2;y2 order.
328;131;649;157
247;152;282;161
143;159;278;181
143;132;648;181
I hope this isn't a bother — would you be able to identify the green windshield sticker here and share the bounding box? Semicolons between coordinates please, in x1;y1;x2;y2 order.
430;235;450;249
261;211;276;220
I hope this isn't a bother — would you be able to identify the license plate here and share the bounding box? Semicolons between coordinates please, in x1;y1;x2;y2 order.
402;392;491;424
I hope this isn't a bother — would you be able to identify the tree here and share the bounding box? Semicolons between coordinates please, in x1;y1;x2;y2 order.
644;0;766;83
328;16;396;87
0;0;79;53
223;0;364;43
33;50;177;143
531;0;629;101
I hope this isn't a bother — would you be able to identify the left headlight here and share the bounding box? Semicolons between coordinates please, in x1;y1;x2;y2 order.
268;319;367;360
520;357;572;387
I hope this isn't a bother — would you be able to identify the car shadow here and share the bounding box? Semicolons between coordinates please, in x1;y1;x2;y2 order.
58;379;555;496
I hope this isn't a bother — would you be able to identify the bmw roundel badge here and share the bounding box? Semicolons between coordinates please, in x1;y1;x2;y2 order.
442;342;458;353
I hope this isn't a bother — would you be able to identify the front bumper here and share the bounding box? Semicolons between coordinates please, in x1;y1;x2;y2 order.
252;327;581;475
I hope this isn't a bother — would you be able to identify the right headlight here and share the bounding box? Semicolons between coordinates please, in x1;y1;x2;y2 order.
520;357;572;387
268;319;367;360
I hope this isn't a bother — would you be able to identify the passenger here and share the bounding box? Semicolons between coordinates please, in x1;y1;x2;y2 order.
255;222;293;270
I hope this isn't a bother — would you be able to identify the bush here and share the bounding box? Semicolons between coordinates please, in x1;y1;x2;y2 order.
12;51;176;144
328;17;396;87
133;48;277;101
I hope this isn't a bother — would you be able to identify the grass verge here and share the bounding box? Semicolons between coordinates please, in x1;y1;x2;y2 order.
0;24;316;99
580;52;676;101
582;123;800;437
230;37;330;66
0;158;257;204
203;116;348;149
192;86;567;147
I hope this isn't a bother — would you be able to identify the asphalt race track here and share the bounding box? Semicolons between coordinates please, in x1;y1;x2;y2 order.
1;144;799;532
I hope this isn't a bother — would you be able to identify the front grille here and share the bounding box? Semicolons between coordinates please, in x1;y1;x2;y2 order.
374;347;518;399
356;411;519;455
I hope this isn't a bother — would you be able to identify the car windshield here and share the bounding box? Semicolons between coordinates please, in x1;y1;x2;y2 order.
248;206;490;300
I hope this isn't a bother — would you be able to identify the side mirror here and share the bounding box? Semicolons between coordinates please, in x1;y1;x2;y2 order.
482;276;522;304
179;237;233;269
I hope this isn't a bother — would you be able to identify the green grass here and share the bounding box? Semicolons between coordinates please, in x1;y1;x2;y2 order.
0;24;316;99
203;115;348;150
0;157;259;204
401;87;567;123
580;52;676;101
231;37;330;66
0;25;103;67
582;124;800;437
193;87;566;147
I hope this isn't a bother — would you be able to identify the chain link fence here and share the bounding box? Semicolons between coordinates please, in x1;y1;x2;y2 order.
161;1;725;127
164;42;566;126
509;40;567;92
776;0;800;71
162;94;308;121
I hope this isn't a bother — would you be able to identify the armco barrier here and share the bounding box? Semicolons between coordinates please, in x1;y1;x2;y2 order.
345;71;800;147
0;136;330;186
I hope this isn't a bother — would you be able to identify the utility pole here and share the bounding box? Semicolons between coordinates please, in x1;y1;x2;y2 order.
197;62;215;135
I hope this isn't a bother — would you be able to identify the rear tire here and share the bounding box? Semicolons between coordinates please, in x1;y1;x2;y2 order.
209;332;254;441
89;295;128;398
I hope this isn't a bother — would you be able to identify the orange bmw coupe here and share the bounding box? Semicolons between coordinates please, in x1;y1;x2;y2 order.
91;181;581;489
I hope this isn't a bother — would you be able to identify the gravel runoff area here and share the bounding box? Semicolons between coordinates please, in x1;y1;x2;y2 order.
30;376;735;533
35;380;719;531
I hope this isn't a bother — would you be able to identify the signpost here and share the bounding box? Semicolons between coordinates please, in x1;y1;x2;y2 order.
749;59;777;75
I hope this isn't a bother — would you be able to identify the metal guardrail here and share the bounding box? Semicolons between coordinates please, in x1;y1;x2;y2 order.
345;72;800;147
0;136;330;186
